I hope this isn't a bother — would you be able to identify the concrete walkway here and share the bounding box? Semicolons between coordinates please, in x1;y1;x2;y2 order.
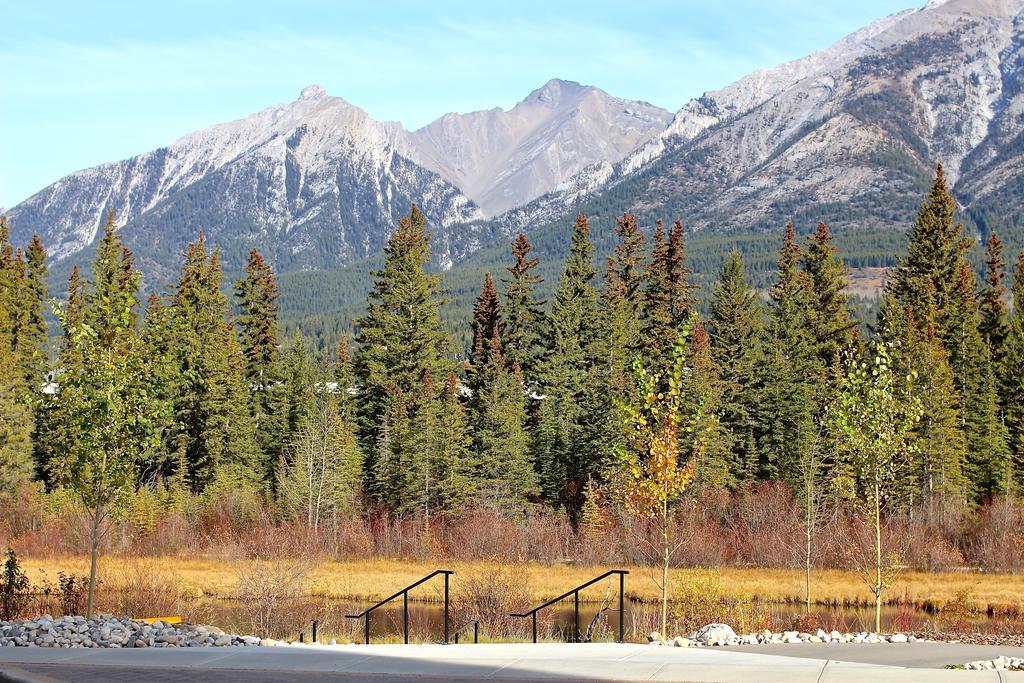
0;643;1022;682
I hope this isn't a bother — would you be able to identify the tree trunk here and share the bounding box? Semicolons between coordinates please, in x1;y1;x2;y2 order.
805;504;812;614
804;471;812;614
86;500;102;618
874;480;882;633
661;498;669;637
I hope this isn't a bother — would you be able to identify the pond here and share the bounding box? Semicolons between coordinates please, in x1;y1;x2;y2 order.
180;598;1024;644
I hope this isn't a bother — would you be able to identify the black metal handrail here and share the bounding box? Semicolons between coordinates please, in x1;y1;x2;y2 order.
447;619;479;644
346;569;454;644
510;569;628;643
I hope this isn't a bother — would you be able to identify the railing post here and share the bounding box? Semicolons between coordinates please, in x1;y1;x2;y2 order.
365;611;371;645
619;571;625;643
474;620;479;644
532;612;537;644
573;591;580;642
402;591;409;644
444;572;450;644
312;620;318;643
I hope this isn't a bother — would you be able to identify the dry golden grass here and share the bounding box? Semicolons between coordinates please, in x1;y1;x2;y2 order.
20;556;1024;611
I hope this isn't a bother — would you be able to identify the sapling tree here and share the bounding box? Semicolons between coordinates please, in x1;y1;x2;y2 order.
616;321;703;637
46;222;163;617
830;341;922;632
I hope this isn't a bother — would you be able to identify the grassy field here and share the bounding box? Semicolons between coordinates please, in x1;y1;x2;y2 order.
19;556;1024;612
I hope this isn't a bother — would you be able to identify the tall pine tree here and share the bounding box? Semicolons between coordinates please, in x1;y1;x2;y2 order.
502;233;545;390
534;214;600;508
170;236;259;491
707;250;764;482
354;205;452;503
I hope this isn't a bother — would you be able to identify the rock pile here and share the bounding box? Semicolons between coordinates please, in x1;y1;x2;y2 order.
961;656;1024;671
0;615;270;648
648;625;930;648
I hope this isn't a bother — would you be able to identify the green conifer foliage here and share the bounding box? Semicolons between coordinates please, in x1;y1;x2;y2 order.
1002;252;1024;491
354;205;453;501
468;272;504;398
980;232;1009;366
879;294;968;502
333;336;355;421
235;249;282;467
171;235;259;491
0;217;33;492
501;233;545;389
435;371;474;511
707;250;764;483
882;165;1006;499
475;335;537;507
760;224;818;483
534;214;599;507
687;323;735;489
803;223;856;366
643;220;697;371
19;235;49;387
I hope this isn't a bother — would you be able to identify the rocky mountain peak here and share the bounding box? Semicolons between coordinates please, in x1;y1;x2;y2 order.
523;78;589;107
299;84;328;100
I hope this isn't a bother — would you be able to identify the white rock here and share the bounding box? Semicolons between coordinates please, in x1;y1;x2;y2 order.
694;624;738;644
888;633;908;643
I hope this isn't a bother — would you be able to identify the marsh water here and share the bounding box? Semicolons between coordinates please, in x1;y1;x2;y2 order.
188;598;1021;644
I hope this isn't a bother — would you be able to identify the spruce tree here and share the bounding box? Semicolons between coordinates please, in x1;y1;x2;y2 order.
333;336;355;421
878;294;968;502
534;214;600;507
707;250;764;482
19;235;49;387
354;205;452;504
86;213;140;347
980;232;1009;366
468;272;504;397
803;222;856;365
403;370;443;521
884;165;1001;497
277;333;317;459
0;217;33;492
33;266;86;480
475;334;537;507
235;248;281;465
759;224;818;484
643;220;697;371
576;215;649;500
435;371;474;511
170;236;259;491
1002;251;1024;492
140;292;181;480
687;322;735;488
502;233;545;389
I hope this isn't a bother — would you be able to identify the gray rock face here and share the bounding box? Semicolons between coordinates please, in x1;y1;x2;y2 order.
405;79;670;216
494;0;1024;247
5;81;668;279
6;88;485;278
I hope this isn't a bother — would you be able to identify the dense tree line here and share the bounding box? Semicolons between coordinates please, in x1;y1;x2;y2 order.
1;165;1021;530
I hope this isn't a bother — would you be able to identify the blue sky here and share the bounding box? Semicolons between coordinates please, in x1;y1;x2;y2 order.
1;0;916;209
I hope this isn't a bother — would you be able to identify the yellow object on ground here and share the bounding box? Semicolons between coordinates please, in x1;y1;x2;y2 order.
136;617;182;624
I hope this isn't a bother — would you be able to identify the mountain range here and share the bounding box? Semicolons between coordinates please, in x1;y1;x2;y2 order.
8;0;1024;318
